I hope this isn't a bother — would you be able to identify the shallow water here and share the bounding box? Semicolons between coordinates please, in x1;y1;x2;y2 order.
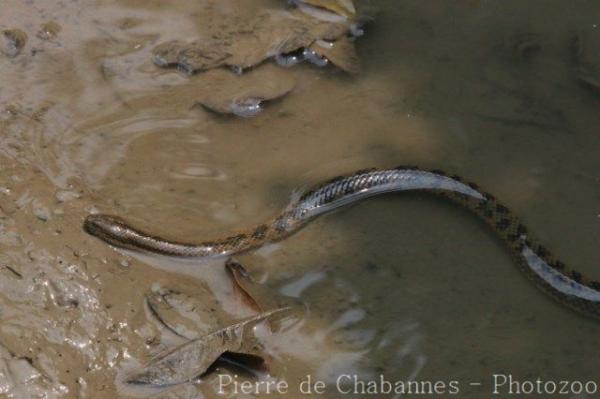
0;0;599;397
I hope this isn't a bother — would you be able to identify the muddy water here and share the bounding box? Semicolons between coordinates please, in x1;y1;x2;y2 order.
1;0;599;398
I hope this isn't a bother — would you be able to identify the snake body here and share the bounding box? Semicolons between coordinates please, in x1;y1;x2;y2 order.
84;167;600;318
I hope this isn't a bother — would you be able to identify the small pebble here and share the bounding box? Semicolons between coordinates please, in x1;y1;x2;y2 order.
33;206;51;222
85;205;100;214
55;190;80;202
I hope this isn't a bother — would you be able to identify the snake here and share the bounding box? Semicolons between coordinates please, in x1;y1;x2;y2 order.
84;166;600;318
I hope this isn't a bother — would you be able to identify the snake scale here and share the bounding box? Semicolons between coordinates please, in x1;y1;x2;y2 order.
84;167;600;318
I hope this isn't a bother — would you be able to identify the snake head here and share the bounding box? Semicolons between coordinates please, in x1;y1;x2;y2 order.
83;214;138;249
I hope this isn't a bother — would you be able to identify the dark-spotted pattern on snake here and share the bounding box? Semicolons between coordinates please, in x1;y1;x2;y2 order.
84;167;600;318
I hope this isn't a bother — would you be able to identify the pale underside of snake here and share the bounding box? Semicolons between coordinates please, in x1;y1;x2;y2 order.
84;167;600;318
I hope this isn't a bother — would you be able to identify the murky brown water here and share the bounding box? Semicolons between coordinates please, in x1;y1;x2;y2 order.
1;0;599;398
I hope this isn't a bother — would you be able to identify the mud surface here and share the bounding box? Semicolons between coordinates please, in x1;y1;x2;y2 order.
0;0;599;398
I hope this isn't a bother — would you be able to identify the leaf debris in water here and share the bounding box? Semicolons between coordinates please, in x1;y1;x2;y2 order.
145;286;221;340
126;307;290;387
151;8;351;73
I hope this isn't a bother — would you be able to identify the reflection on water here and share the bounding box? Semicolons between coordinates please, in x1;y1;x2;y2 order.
0;0;599;397
279;270;327;298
